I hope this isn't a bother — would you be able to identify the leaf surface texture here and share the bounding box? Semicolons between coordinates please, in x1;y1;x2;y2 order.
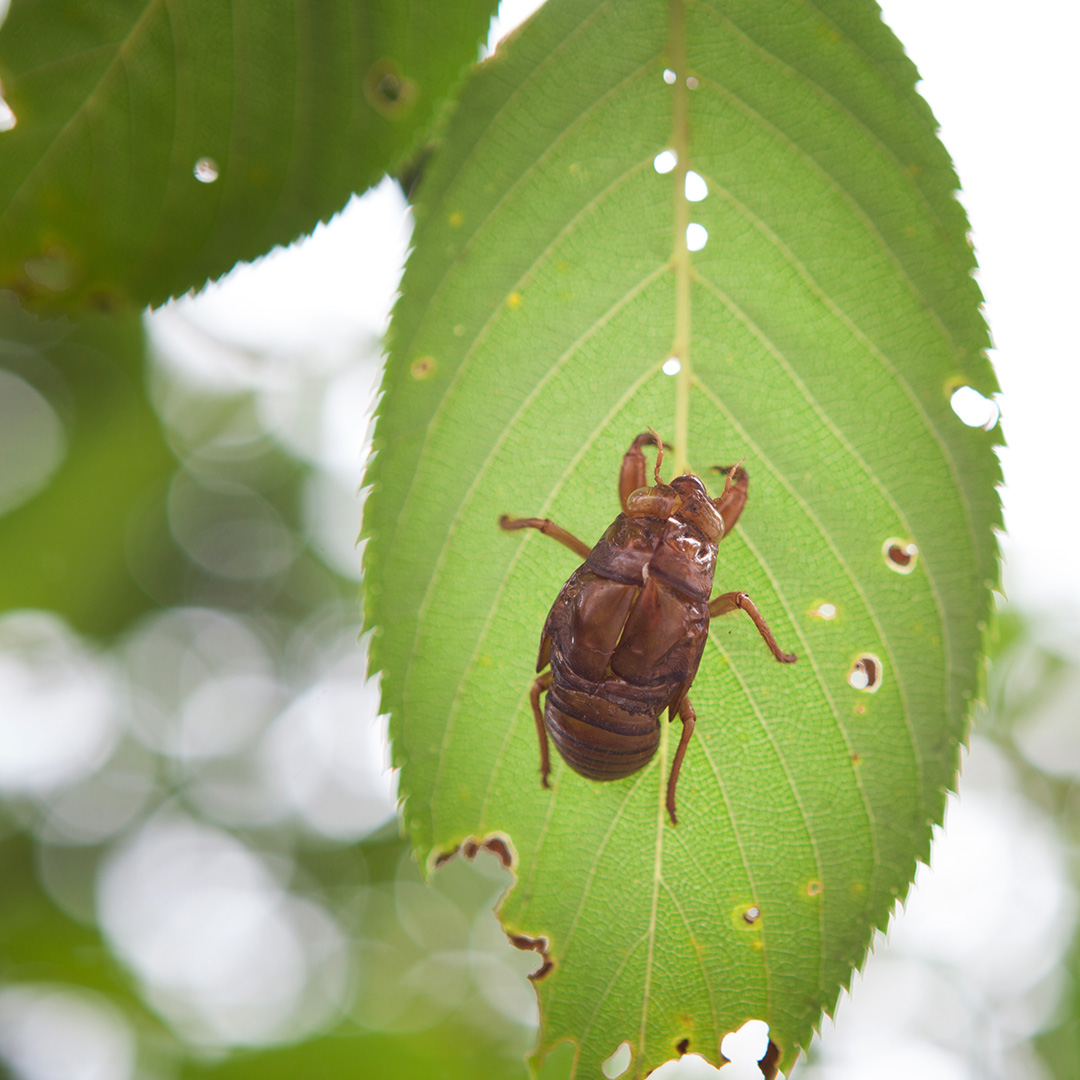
365;0;1001;1074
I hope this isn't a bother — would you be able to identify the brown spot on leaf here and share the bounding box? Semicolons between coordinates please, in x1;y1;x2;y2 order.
508;931;553;981
433;833;515;871
882;537;919;574
676;1038;690;1056
483;836;513;869
411;355;436;379
364;59;418;117
848;654;882;692
758;1039;780;1080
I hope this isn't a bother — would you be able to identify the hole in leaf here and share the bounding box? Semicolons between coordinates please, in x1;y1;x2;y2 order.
848;654;882;693
950;385;999;429
662;357;681;375
432;832;515;871
193;157;219;183
602;1042;631;1079
508;931;552;981
654;150;677;174
882;538;919;574
721;1021;770;1072
686;223;708;251
811;602;836;620
482;835;513;869
743;905;761;924
685;170;708;202
0;80;15;131
663;68;677;84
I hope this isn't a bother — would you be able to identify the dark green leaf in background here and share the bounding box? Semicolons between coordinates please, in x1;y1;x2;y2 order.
0;292;177;636
0;833;146;1008
0;0;498;310
364;0;1001;1075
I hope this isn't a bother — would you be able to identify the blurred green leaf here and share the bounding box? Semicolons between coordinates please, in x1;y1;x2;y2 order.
0;833;145;1011
364;0;1001;1075
189;828;537;1080
1036;918;1080;1080
0;0;498;310
181;1024;530;1080
0;292;177;636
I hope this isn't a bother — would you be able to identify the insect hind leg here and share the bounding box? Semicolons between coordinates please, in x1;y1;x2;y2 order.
709;591;797;663
666;696;697;825
530;671;554;788
499;516;591;560
710;463;749;534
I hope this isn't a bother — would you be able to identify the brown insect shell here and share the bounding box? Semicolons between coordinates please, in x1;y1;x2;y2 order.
583;474;721;607
538;475;720;676
534;473;724;783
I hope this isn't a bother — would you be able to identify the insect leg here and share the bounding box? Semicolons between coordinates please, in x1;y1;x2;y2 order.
619;430;664;510
710;464;749;535
666;697;697;825
530;670;554;789
708;591;797;663
499;516;591;559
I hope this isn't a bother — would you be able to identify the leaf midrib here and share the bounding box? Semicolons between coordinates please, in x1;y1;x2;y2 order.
381;0;980;799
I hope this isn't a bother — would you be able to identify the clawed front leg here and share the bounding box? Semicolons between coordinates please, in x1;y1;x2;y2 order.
710;464;749;534
618;429;664;510
709;591;797;664
530;671;554;788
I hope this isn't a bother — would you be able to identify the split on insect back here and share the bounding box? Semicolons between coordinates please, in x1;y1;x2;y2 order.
363;0;1002;1075
500;430;797;825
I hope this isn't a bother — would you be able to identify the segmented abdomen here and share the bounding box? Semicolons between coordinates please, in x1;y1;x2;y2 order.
544;681;660;780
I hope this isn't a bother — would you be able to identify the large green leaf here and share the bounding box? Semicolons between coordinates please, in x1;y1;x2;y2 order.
0;0;497;310
364;0;1001;1075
